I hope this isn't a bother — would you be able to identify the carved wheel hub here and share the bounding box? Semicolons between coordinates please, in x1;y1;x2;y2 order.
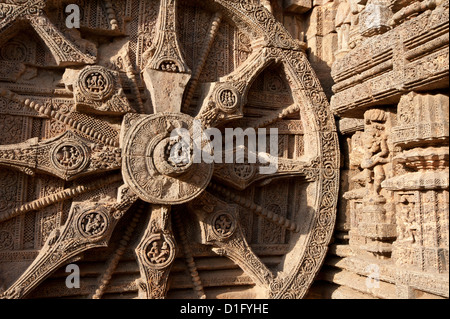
0;0;339;300
122;113;214;205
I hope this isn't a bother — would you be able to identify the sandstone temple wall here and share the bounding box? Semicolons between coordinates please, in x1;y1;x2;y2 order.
280;0;449;299
0;0;448;299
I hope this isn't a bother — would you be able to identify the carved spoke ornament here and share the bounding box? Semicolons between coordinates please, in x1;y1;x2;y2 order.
0;0;339;299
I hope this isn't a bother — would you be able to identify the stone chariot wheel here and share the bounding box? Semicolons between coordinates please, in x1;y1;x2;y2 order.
0;0;338;299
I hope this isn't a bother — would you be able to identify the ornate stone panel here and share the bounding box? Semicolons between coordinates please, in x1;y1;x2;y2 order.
329;0;449;299
0;0;339;299
330;0;449;117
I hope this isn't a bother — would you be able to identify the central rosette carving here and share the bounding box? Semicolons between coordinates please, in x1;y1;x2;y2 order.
122;113;214;205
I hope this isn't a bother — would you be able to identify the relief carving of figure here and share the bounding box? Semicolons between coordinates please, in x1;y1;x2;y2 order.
82;213;106;236
352;110;389;201
398;196;418;244
147;240;170;264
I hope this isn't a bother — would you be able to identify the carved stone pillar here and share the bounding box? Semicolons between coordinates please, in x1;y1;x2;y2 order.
330;0;449;299
344;109;397;258
339;118;365;249
348;0;366;49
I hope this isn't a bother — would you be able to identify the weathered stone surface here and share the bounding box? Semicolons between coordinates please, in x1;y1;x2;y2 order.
0;0;339;300
0;0;447;300
330;0;449;116
325;0;449;300
284;0;314;13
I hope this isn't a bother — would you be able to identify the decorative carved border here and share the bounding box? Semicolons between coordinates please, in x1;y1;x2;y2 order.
205;0;340;299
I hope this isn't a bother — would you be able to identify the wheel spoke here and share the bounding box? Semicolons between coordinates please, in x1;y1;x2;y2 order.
135;205;177;299
0;2;28;34
120;43;146;114
189;192;274;292
209;182;302;233
142;0;191;114
182;12;223;113
213;157;317;190
248;103;301;129
195;47;277;128
0;1;96;66
27;14;96;66
0;130;121;181
92;202;146;299
0;88;120;147
173;209;206;299
0;190;138;299
0;174;122;224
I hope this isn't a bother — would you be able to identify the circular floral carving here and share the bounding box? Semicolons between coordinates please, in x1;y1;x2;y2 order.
240;2;256;11
300;258;316;273
306;244;323;259
231;163;256;181
293;274;308;288
323;162;337;179
1;41;27;62
312;226;328;245
302;72;317;89
269;279;284;293
317;209;333;227
212;212;236;239
275;31;292;48
321;191;336;209
254;9;270;23
267;74;285;92
310;90;325;106
280;291;296;299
